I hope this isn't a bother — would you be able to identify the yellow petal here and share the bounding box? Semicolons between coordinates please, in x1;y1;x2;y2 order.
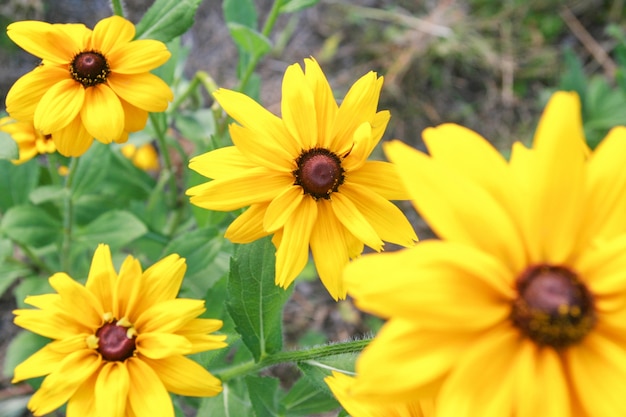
331;192;383;251
340;182;417;247
230;123;294;172
90;15;135;54
126;358;174;417
7;20;85;64
213;88;300;157
352;318;462;402
27;349;101;416
6;65;69;121
142;355;222;397
12;343;67;382
224;203;271;243
120;98;149;132
108;39;171;74
136;332;192;359
310;200;350;300
566;332;626;416
348;161;410;201
384;140;526;274
345;240;514;325
304;57;337;148
189;146;255;180
528;91;585;263
275;197;317;288
264;185;305;232
281;62;318;149
107;72;172;112
34;79;84;133
135;298;205;334
113;255;143;321
95;362;130;417
135;254;186;311
522;348;571;417
66;372;97;417
576;233;626;298
85;245;116;313
49;273;103;329
187;167;292;211
342;122;373;171
81;85;124;142
51;114;94;157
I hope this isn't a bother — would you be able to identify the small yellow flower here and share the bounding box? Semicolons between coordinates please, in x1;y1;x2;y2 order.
5;16;173;157
187;58;417;300
345;92;626;416
122;143;160;171
12;244;227;417
0;116;55;164
325;371;434;417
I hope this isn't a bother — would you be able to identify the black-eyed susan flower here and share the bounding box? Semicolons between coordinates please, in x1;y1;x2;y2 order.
12;244;226;417
345;91;626;416
0;116;55;164
325;371;434;417
5;16;173;157
187;58;417;300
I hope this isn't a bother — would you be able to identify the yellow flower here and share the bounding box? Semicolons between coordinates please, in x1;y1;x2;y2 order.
121;143;160;171
0;116;55;164
325;371;434;417
187;58;417;300
12;244;227;417
5;16;173;157
345;92;626;416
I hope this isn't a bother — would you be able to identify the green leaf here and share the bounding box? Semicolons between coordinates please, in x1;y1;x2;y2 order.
223;0;257;28
0;205;61;248
0;260;31;297
297;353;359;398
71;143;111;198
3;331;49;379
227;237;293;362
227;23;272;57
246;375;280;417
279;0;320;14
74;210;147;249
0;159;40;211
280;374;340;416
0;131;18;160
29;185;68;205
197;379;255;417
135;0;203;43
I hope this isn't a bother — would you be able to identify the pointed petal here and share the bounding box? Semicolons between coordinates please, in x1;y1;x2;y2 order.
66;372;97;417
213;88;299;157
108;39;171;74
51;115;94;157
7;21;85;64
331;192;383;251
275;197;317;288
12;343;67;382
86;244;116;314
229;123;294;172
142;355;222;397
135;299;205;334
107;72;172;112
264;185;305;232
384;140;526;274
127;358;174;417
346;240;514;324
188;146;255;180
340;182;417;247
120;99;149;133
304;57;337;148
135;254;186;311
49;273;103;329
95;362;130;417
34;79;84;133
576;233;626;298
224;203;272;243
348;161;410;200
6;66;69;121
187;167;292;211
113;255;143;321
91;16;135;53
310;200;350;300
342;122;373;171
136;332;192;359
82;85;124;142
282;62;318;149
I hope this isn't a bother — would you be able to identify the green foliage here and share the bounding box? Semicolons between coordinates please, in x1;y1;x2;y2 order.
0;131;18;160
135;0;203;42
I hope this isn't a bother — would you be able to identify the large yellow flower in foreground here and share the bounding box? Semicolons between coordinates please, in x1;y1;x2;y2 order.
187;58;417;300
0;116;55;164
12;244;226;417
325;371;434;417
5;16;173;156
345;92;626;416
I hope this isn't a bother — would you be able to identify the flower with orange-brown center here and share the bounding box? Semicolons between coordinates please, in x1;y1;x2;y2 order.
345;92;626;416
12;244;226;417
0;116;55;163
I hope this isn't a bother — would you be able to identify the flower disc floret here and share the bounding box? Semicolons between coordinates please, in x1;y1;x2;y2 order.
294;148;345;199
70;51;110;87
95;320;137;361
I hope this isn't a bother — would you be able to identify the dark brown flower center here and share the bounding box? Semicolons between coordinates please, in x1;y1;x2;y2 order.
511;264;595;349
70;51;110;87
96;322;136;361
293;148;345;200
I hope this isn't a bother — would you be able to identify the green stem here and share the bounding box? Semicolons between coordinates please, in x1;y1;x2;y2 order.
150;113;178;211
216;337;372;382
236;0;283;93
110;0;125;17
61;157;79;273
16;242;54;276
46;153;62;186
